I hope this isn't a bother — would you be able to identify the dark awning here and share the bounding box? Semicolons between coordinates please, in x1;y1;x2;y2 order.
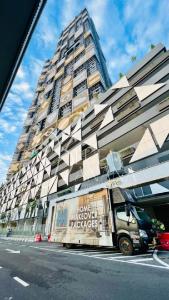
0;0;47;111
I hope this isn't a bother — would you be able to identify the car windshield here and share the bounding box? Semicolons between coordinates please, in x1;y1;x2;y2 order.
135;207;152;224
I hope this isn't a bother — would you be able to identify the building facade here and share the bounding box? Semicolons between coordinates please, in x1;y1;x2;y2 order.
8;8;111;176
1;10;169;235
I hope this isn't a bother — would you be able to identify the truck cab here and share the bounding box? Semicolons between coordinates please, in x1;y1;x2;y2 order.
112;188;155;255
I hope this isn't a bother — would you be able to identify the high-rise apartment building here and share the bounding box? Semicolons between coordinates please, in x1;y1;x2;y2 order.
1;8;169;237
8;8;111;176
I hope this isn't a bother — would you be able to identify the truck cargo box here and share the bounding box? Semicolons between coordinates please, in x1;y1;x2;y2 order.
51;189;114;246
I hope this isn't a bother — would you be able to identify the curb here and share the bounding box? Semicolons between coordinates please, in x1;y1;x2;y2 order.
153;249;169;269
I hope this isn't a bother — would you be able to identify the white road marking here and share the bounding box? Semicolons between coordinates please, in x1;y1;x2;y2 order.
108;253;152;260
92;253;122;257
153;250;169;269
6;249;20;254
0;266;2;269
29;245;169;270
13;277;29;287
129;258;153;263
119;260;169;270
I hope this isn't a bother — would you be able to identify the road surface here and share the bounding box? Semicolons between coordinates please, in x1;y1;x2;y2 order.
0;239;169;300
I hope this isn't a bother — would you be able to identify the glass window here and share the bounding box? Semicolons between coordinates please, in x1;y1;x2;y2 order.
135;207;152;223
69;26;75;36
87;57;98;75
68;36;74;48
85;35;93;47
89;83;103;100
74;51;85;63
76;19;82;31
39;119;46;131
84;20;89;32
74;63;86;77
65;62;74;77
73;80;87;97
116;206;132;222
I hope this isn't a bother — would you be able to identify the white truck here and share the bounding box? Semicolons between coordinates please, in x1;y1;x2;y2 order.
50;187;155;255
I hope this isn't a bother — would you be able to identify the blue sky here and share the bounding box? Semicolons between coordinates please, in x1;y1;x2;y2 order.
0;0;169;183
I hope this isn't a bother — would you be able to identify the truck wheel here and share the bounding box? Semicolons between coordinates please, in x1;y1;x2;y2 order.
118;236;133;256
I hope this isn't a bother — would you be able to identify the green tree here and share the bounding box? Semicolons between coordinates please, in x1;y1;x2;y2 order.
119;72;124;79
150;44;155;50
131;56;137;62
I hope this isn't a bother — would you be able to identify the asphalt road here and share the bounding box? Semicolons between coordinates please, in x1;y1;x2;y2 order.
0;239;169;300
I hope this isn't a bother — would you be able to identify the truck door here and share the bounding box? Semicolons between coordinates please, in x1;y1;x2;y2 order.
115;206;138;235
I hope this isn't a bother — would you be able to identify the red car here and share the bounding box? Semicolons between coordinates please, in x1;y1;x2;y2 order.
157;232;169;251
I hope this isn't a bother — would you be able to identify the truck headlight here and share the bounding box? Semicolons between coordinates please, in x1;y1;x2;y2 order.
139;230;148;238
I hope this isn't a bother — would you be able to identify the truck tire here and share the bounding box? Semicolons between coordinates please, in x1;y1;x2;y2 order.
118;236;134;256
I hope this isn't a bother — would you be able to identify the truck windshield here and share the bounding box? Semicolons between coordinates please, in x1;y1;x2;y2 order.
135;207;152;224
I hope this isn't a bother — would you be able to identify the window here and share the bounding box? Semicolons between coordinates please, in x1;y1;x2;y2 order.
25;126;30;134
87;57;98;75
69;26;75;36
74;51;85;63
76;19;82;31
44;90;51;100
85;35;93;47
68;36;74;48
66;47;74;57
89;83;103;100
33;97;38;105
84;19;89;32
65;62;74;77
49;79;62;113
29;112;34;118
59;102;72;118
60;48;66;60
39;119;46;131
73;80;87;97
116;206;132;222
18;151;23;161
74;63;86;77
62;38;67;46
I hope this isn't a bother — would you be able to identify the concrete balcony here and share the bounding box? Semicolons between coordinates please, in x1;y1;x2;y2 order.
56;57;65;69
72;89;89;111
55;67;64;80
73;69;87;88
74;26;83;40
47;67;56;82
46;110;59;127
85;44;97;61
74;55;86;70
44;82;54;95
60;90;73;107
37;107;49;122
19;132;29;143
74;45;85;59
87;70;101;88
24;117;33;126
52;52;59;65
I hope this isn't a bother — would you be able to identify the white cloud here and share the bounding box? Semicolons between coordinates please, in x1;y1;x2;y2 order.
12;81;33;100
0;119;17;133
16;66;25;79
61;0;80;28
36;14;58;49
86;0;108;32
